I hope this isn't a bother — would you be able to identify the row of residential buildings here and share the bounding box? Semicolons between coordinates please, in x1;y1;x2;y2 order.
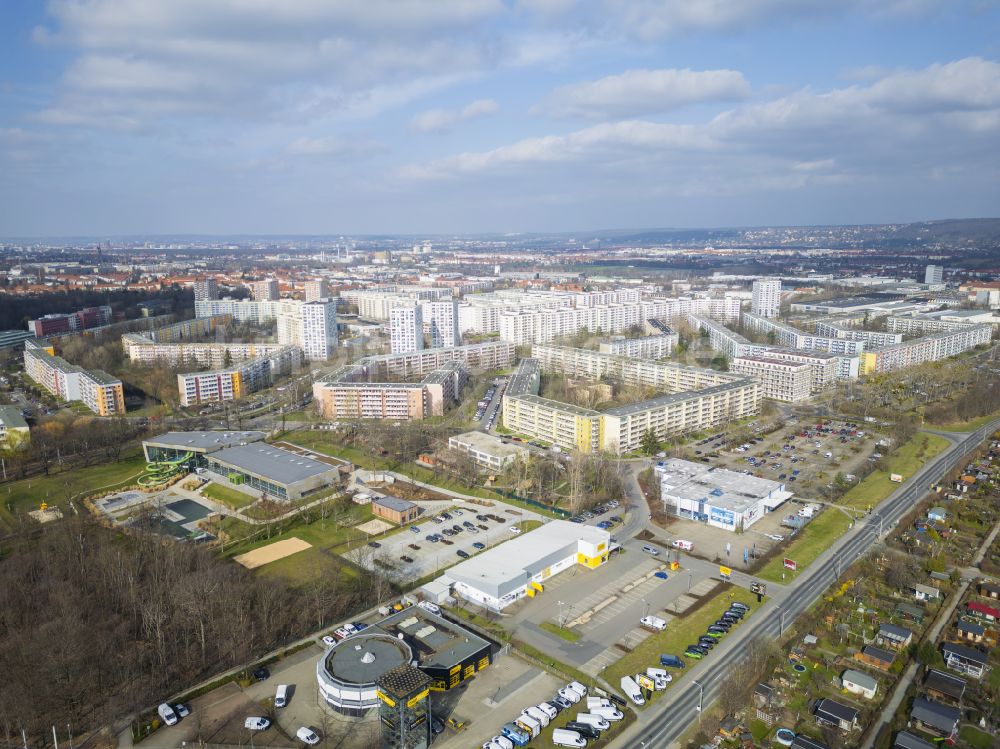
23;340;125;416
501;346;760;454
193;298;338;361
28;305;113;337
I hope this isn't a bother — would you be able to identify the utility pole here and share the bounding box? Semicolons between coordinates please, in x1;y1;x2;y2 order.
692;680;703;723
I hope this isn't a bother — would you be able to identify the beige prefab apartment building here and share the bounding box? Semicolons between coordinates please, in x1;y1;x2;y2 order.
313;361;468;420
731;356;812;402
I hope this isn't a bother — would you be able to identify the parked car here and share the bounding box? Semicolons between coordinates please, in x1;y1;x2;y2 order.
367;541;381;548
296;728;320;745
457;550;470;558
174;704;190;718
245;717;271;731
321;635;336;647
641;545;660;556
157;704;179;726
252;666;270;681
472;542;486;550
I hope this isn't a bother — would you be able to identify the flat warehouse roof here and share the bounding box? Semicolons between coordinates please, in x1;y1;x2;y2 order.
657;458;791;513
144;430;266;453
209;443;338;485
443;520;609;599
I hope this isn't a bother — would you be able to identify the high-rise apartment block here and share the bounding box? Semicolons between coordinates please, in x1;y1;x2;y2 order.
751;279;782;318
924;265;944;285
193;278;219;301
304;279;329;302
252;278;279;301
299;301;339;361
27;305;112;336
421;300;460;348
390;304;424;353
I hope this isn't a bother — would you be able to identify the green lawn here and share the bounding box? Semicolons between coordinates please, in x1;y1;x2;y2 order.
600;585;761;704
960;726;994;749
280;431;564;518
256;546;356;588
758;508;854;583
838;433;950;511
0;450;147;530
539;621;581;642
933;410;1000;433
201;482;256;509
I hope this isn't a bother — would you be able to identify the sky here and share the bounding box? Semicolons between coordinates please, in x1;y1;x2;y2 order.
1;0;999;237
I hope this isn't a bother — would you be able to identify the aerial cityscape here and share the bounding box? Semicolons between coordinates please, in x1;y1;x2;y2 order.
1;4;1000;749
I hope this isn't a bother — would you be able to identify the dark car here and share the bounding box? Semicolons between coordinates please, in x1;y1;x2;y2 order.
463;521;475;529
726;607;745;619
730;602;749;612
552;696;573;710
472;542;486;550
399;555;414;563
713;620;732;631
544;700;564;714
426;534;438;543
684;645;705;659
697;636;716;649
430;718;444;735
605;692;628;708
451;524;462;532
367;541;381;548
252;666;270;681
440;512;452;520
456;550;470;558
564;722;601;739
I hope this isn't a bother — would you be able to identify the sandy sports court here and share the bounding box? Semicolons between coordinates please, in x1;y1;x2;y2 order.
356;518;394;536
234;537;312;569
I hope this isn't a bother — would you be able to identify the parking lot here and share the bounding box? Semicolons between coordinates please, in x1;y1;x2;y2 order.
475;376;507;429
345;503;546;578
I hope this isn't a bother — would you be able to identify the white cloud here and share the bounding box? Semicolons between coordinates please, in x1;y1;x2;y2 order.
538;68;749;119
402;57;1000;191
410;98;500;133
285;135;385;158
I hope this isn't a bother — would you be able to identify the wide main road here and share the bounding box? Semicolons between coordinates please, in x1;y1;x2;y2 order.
615;418;1000;748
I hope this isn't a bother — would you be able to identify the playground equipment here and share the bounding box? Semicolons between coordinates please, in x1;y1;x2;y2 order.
137;452;194;487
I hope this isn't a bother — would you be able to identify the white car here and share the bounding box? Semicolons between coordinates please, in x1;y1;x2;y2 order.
418;601;441;615
174;704;190;718
321;635;337;647
483;736;514;749
296;727;320;745
509;526;522;535
245;717;271;731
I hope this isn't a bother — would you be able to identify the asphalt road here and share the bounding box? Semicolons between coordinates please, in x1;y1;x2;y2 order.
613;418;1000;748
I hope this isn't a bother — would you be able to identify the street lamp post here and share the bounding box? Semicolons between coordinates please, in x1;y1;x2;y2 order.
692;680;703;723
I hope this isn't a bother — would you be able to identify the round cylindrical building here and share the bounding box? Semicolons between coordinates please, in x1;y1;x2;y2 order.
316;633;413;715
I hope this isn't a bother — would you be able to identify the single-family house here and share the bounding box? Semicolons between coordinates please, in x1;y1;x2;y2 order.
909;698;959;740
923;669;966;705
813;698;858;732
956;619;985;644
941;642;989;679
877;623;914;650
926;506;947;523
978;581;1000;600
753;682;775;708
841;669;878;699
791;736;831;749
893;730;937;749
966;601;1000;622
718;716;741;739
912;584;940;602
856;644;896;671
895;603;926;624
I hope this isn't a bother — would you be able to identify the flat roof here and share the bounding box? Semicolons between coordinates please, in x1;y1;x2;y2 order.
209;443;338;486
373;495;417;512
86;369;122;386
323;633;411;686
450;431;529;459
374;607;490;669
442;520;610;600
506;358;540;397
605;379;754;417
656;458;790;514
144;431;265;453
0;405;28;430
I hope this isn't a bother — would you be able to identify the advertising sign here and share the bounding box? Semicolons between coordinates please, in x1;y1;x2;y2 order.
719;565;732;578
636;674;656;691
783;558;797;571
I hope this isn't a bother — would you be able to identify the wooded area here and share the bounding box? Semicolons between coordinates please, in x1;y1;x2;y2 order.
0;517;374;745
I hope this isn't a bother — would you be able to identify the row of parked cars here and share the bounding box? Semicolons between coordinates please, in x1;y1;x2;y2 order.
682;600;748;660
482;681;625;747
568;500;621;525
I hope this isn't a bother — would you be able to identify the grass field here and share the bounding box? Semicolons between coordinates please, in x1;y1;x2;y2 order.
933;411;1000;433
280;431;564;518
960;726;994;749
757;432;950;582
600;585;760;703
201;482;256;509
0;449;147;530
838;433;949;511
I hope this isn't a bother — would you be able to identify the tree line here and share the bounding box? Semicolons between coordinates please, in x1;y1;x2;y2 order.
0;515;374;746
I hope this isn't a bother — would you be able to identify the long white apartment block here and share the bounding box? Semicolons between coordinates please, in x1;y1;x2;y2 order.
742;312;863;378
389;304;424;353
813;320;903;347
177;346;302;406
502;347;760;454
688;314;759;359
353;341;515;379
598;330;678;359
731;356;812;402
751;279;782;318
860;325;991;375
885;315;985;335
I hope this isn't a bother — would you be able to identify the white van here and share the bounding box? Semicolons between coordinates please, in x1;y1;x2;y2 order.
620;676;645;706
514;714;540;738
672;539;694;551
567;681;588;697
552;729;587;747
157;703;179;726
646;667;671;689
586;696;611;710
535;702;558;720
591;705;624;721
523;706;549;727
640;615;667;631
559;686;584;703
274;684;289;708
244;717;270;731
574;713;610;731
